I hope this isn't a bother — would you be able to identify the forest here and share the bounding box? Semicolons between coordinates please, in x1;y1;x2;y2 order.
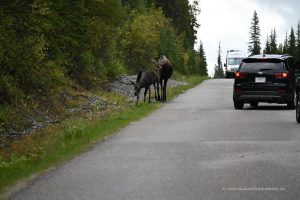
0;0;208;106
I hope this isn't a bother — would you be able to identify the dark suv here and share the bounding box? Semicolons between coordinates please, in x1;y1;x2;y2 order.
233;54;297;109
296;76;300;123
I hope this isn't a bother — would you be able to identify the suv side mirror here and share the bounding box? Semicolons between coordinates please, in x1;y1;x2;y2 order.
224;63;227;68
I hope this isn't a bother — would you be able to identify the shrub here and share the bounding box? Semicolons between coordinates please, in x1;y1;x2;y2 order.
64;120;87;140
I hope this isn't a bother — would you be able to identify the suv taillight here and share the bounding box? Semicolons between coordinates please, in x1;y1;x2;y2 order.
235;71;248;79
273;72;289;79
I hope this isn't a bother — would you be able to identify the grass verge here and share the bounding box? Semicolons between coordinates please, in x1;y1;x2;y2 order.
0;75;208;195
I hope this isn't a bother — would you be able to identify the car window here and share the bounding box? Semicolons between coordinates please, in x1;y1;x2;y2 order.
240;61;284;73
228;58;243;65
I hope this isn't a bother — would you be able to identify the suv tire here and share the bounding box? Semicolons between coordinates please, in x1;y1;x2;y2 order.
296;93;300;123
287;101;295;109
287;90;296;109
250;102;258;108
234;100;244;109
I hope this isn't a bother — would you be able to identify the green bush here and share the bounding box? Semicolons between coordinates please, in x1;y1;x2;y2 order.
0;155;29;169
0;75;23;104
64;120;87;140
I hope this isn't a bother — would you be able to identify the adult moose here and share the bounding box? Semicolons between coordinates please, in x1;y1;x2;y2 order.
153;55;173;102
131;70;157;105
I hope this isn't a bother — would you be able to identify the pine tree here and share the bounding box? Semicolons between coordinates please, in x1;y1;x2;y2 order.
264;34;271;54
296;21;300;63
248;10;261;55
283;31;289;53
154;0;197;49
269;28;278;53
198;41;208;76
278;43;284;54
214;42;224;78
288;27;297;58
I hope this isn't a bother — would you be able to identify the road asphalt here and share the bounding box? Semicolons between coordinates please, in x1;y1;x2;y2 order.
9;79;300;200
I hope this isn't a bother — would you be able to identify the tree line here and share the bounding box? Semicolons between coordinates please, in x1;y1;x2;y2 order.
0;0;208;105
248;10;300;63
214;10;300;78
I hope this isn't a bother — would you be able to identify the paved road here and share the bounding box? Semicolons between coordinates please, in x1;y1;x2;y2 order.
9;79;300;200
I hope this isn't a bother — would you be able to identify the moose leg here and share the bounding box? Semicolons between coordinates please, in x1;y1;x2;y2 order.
153;83;157;101
144;87;148;103
163;79;168;101
159;79;163;101
156;81;161;101
136;94;139;105
148;87;151;102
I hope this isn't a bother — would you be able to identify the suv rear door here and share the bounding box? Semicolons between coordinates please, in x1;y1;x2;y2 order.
237;59;285;92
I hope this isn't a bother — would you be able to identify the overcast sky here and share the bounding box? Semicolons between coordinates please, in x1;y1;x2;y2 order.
195;0;300;77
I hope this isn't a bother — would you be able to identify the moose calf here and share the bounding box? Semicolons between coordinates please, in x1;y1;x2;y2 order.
131;70;157;105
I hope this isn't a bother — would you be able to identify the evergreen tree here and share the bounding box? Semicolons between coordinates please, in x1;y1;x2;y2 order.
198;41;208;76
264;34;271;54
190;0;200;46
278;43;284;54
248;10;261;55
269;28;278;53
283;31;289;54
154;0;197;49
288;27;297;58
296;21;300;63
214;42;224;78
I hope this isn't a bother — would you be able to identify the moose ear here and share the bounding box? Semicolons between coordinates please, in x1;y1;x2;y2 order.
130;80;135;85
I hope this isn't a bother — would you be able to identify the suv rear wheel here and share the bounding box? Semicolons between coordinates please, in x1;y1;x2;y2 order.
287;101;295;109
287;90;296;109
234;100;244;109
250;102;258;108
296;93;300;123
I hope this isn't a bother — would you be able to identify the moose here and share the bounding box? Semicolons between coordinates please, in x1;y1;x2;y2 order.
153;55;173;102
131;70;157;105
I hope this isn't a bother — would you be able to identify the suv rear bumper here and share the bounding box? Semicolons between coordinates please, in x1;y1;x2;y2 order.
225;71;236;78
225;72;235;78
233;91;293;103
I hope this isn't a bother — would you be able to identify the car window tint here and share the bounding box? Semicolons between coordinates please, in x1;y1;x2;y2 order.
240;61;284;72
228;58;243;65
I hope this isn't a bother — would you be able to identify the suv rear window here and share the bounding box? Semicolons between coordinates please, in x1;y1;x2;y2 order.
240;59;284;73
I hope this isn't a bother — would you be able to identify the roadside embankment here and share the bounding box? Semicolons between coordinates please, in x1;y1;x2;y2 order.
0;75;207;195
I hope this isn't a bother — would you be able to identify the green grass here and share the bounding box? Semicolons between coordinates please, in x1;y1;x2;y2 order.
0;75;208;195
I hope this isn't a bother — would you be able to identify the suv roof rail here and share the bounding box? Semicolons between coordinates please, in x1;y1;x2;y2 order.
247;54;293;60
228;50;243;52
280;54;293;60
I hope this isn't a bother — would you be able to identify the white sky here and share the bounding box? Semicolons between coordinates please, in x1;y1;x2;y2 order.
194;0;300;77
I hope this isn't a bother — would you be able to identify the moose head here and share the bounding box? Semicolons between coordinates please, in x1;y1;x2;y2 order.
130;70;157;105
130;81;143;97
